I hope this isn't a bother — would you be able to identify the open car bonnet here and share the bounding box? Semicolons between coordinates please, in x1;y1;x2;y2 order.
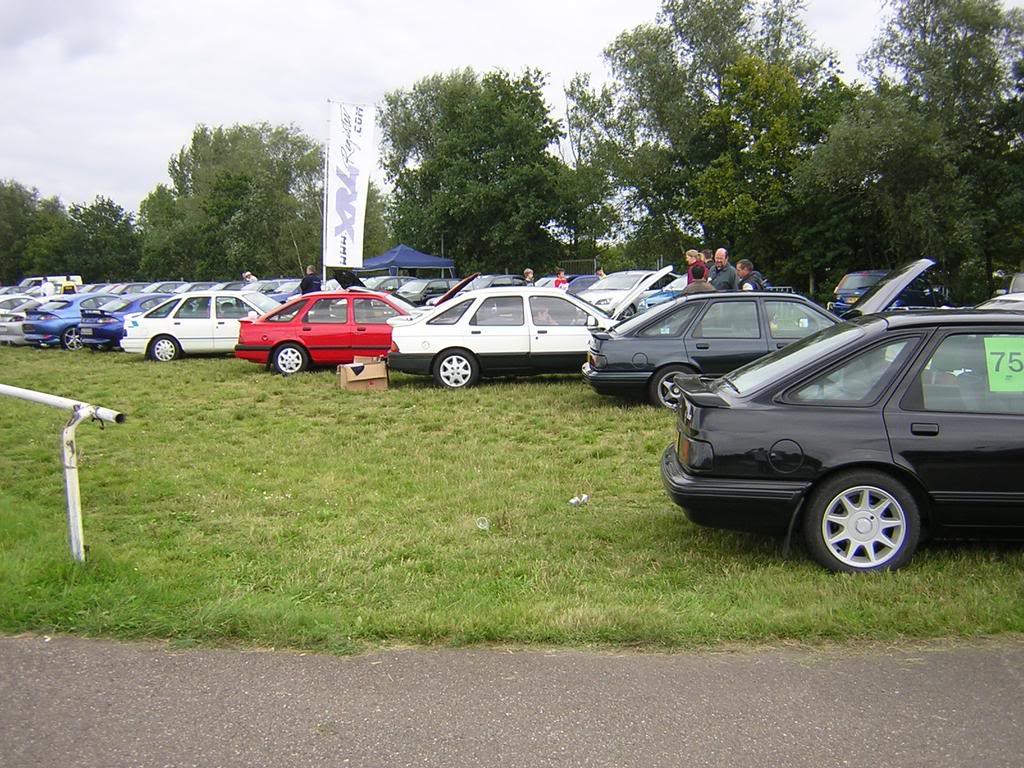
842;258;936;317
432;273;480;308
609;265;674;319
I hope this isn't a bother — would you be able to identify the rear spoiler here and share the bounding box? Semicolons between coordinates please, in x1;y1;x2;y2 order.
675;373;730;408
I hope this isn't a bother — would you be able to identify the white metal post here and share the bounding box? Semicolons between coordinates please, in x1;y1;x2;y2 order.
0;383;124;563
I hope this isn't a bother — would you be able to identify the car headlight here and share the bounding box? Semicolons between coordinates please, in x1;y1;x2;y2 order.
847;295;860;305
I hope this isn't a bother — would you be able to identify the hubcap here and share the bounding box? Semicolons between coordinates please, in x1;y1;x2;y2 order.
63;328;82;350
439;355;472;387
153;339;176;361
657;373;682;408
276;347;304;374
821;485;906;568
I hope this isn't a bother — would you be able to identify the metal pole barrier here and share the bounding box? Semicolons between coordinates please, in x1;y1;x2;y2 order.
0;383;125;562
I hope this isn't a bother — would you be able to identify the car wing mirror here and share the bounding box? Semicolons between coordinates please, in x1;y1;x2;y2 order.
586;314;598;328
247;310;258;320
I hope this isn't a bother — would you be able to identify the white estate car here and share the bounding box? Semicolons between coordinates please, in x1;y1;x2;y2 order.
386;269;672;388
122;290;280;361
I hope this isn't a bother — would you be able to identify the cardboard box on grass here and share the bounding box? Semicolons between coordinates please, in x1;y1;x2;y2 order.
338;355;389;392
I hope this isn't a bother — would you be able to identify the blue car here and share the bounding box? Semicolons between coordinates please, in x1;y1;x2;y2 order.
637;276;689;312
79;293;172;350
829;269;951;316
23;294;118;349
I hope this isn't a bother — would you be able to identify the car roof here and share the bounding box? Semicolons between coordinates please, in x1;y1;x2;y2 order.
877;309;1024;329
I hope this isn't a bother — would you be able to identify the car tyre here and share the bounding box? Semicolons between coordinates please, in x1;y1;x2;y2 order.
649;364;696;409
272;342;308;375
803;470;920;573
148;335;181;362
433;348;480;389
60;326;83;351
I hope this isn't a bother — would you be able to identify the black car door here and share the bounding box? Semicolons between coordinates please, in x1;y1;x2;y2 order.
684;299;769;374
885;328;1024;529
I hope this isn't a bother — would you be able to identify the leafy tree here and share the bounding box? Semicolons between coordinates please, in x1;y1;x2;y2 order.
380;69;564;273
567;0;841;265
140;123;324;279
0;180;38;285
65;197;142;281
862;0;1024;297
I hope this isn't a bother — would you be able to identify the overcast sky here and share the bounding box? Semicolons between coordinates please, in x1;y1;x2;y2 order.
0;0;1016;211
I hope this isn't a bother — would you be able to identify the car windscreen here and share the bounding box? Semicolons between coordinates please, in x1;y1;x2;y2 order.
663;277;688;291
724;323;867;395
836;273;884;291
38;301;71;312
591;273;644;291
363;276;387;289
99;298;134;313
397;279;429;295
242;292;281;313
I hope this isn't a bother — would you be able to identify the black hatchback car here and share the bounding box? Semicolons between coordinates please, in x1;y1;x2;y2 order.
661;310;1024;572
583;291;836;407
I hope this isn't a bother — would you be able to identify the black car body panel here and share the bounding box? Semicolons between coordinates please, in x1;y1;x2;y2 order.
661;310;1024;567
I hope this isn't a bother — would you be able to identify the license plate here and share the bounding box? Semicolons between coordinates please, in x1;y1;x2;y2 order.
81;328;93;335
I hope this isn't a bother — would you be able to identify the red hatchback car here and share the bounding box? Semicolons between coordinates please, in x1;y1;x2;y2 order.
235;291;409;374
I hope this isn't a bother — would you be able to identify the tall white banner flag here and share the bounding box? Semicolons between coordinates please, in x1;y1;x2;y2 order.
323;101;375;269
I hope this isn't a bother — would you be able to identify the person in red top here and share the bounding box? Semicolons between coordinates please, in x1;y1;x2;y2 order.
553;268;569;291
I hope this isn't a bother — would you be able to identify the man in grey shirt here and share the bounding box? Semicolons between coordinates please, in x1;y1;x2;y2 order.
708;248;738;290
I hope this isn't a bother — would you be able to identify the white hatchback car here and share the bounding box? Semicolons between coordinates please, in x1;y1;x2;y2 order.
122;290;280;361
386;269;671;389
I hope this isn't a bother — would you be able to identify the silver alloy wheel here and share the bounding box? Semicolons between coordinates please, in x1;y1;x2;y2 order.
820;484;907;568
275;346;305;375
438;354;473;387
152;337;178;362
656;372;683;409
62;326;83;351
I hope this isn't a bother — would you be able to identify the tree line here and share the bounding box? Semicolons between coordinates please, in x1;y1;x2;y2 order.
2;0;1022;303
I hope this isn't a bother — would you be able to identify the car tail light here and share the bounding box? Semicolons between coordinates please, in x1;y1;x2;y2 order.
588;350;607;369
390;341;400;353
678;434;714;471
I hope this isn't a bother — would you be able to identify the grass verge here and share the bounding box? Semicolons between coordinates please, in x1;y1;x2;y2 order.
1;345;1022;653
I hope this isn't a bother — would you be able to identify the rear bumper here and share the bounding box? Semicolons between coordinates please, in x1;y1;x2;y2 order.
660;444;809;535
581;363;649;395
120;337;148;355
387;352;433;376
234;344;270;364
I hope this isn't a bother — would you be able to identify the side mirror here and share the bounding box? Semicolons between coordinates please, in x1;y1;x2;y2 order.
247;310;258;320
586;315;598;328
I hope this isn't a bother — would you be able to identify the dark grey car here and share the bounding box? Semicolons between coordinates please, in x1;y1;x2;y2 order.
583;292;836;408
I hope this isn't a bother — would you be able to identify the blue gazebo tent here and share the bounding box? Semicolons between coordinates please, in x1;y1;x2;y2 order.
361;244;456;276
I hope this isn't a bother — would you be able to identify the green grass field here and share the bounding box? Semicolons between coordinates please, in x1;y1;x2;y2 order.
1;345;1022;653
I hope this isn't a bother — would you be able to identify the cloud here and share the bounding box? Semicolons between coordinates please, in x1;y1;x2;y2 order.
0;0;124;59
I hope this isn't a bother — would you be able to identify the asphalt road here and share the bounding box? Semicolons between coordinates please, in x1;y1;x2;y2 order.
2;634;1022;767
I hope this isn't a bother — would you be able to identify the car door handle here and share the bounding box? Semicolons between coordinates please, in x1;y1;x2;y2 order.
911;423;940;436
356;326;367;332
695;343;709;349
536;329;548;334
471;330;481;335
173;321;181;325
302;326;311;331
776;342;787;349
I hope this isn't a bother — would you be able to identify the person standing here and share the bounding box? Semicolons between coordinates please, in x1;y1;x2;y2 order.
523;268;535;285
708;248;738;291
299;265;322;294
553;268;569;291
736;259;766;291
681;263;716;295
596;267;606;280
41;279;56;297
242;271;258;284
684;249;704;282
